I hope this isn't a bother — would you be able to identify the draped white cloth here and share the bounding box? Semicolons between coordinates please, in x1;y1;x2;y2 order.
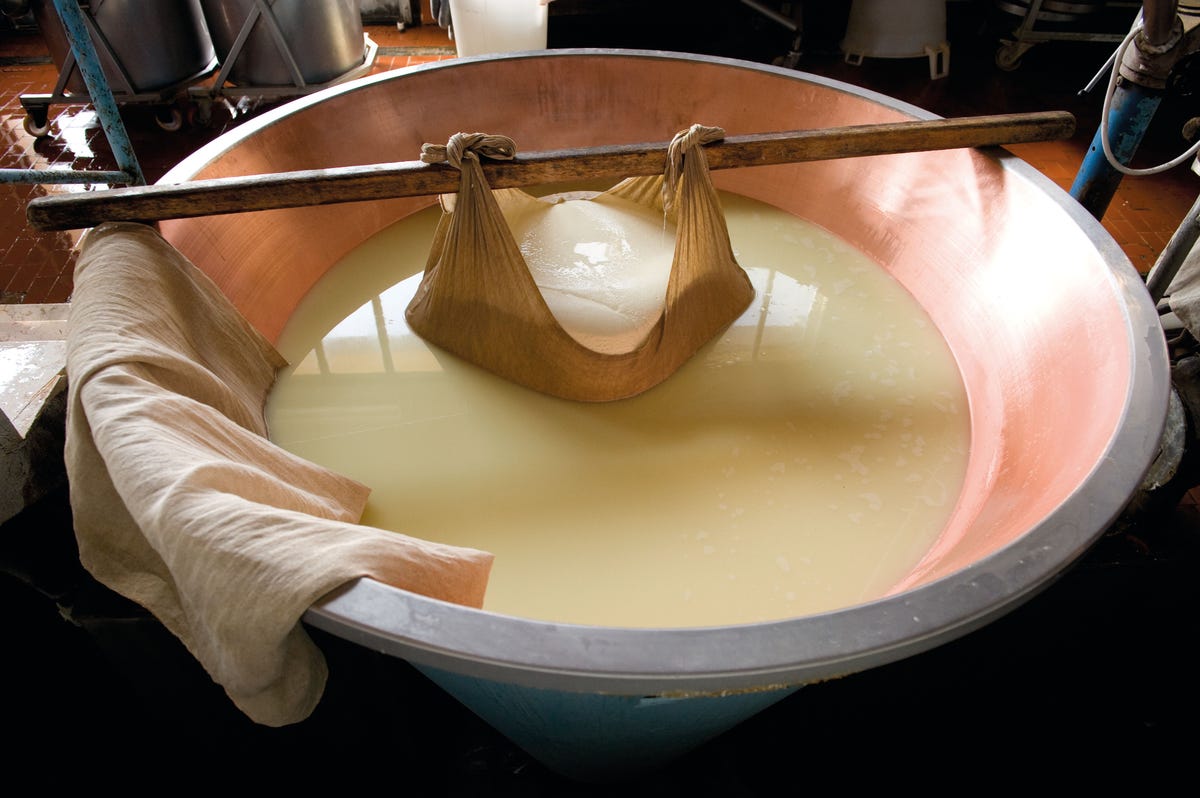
65;222;493;726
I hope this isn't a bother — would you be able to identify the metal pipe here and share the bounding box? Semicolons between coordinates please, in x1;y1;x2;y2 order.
0;168;137;185
739;0;798;32
1145;187;1200;304
1142;0;1181;45
1069;77;1165;218
48;0;143;184
1079;45;1120;95
1069;1;1183;219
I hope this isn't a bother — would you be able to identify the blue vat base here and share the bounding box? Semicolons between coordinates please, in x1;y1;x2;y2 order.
415;664;800;783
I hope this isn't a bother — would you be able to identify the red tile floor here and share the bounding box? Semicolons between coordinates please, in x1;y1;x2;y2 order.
3;4;1200;789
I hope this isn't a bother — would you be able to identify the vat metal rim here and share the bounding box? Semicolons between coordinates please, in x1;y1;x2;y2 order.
301;509;1107;695
307;403;1166;697
158;48;944;187
306;277;1169;697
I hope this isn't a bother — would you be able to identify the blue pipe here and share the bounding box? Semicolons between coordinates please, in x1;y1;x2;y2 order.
417;663;800;782
0;168;138;185
50;0;144;185
1069;79;1164;220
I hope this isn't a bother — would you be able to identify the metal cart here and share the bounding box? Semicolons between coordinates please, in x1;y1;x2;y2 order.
994;0;1143;69
19;0;219;137
186;0;378;127
19;0;378;137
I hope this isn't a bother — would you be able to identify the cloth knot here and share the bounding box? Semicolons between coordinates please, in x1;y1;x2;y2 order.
420;132;518;170
663;124;725;212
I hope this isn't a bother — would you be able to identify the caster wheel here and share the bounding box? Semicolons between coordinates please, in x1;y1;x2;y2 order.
23;113;51;138
187;101;213;128
995;42;1027;72
155;106;184;132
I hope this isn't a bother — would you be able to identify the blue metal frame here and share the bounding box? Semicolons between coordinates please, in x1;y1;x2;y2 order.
0;0;144;186
1069;79;1164;219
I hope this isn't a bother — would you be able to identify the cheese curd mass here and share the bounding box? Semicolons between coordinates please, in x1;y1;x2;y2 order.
266;191;971;628
505;192;677;354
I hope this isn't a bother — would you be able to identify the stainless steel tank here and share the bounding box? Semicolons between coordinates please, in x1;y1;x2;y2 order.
199;0;367;87
32;0;216;95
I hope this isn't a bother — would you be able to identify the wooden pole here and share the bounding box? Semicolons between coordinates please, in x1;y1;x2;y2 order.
25;111;1075;231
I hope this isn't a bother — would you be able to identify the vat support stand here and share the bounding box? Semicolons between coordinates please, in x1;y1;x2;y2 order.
0;0;144;187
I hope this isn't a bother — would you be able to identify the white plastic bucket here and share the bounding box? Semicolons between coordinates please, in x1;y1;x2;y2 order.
841;0;949;79
448;0;548;57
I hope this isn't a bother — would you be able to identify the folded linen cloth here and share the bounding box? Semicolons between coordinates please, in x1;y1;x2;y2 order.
65;222;493;726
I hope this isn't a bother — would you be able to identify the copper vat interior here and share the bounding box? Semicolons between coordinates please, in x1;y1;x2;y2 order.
158;51;1167;694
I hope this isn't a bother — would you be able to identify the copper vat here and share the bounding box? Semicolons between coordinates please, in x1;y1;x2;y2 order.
157;51;1169;780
